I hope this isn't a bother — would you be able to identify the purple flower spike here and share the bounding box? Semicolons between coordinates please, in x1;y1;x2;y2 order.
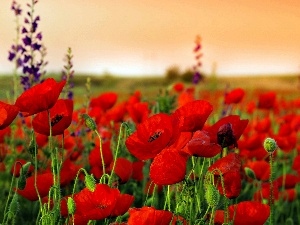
32;43;41;50
22;36;32;46
36;32;42;40
8;51;16;61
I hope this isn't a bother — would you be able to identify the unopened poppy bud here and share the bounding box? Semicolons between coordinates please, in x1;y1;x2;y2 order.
205;184;220;207
85;174;96;192
263;138;277;153
67;197;76;215
82;114;97;131
20;162;31;177
18;162;31;190
244;167;256;180
18;174;27;190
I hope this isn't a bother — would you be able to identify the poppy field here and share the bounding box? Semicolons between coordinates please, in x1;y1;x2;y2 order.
1;1;300;225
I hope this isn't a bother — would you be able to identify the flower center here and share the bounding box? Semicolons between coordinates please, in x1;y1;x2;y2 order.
148;131;162;142
51;114;63;127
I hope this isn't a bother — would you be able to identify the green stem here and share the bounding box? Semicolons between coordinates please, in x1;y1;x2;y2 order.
108;123;126;186
47;110;61;220
2;163;17;225
269;152;274;225
94;130;106;178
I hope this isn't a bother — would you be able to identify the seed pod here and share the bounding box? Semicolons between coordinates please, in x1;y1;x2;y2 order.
263;138;277;153
85;174;96;192
205;184;220;208
82;114;97;131
67;197;76;215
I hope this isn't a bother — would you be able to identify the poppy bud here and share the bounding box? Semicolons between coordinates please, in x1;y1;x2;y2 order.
85;174;96;192
18;174;27;190
263;138;277;153
82;114;97;131
20;162;31;176
67;197;76;215
205;184;220;207
244;167;256;180
18;162;31;190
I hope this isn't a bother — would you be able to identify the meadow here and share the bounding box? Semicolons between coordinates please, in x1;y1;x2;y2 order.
0;72;299;225
1;0;300;224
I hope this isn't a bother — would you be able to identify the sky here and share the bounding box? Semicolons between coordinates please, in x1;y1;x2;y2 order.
1;0;300;76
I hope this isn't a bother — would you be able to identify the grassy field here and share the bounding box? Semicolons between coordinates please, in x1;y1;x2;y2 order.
0;73;299;102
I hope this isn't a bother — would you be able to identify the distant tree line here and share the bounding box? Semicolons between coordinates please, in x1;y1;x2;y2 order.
164;65;205;83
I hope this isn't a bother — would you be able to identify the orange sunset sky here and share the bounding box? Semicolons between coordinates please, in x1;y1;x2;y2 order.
1;0;300;76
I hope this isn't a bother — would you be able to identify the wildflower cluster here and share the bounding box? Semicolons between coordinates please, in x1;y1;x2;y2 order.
8;0;47;90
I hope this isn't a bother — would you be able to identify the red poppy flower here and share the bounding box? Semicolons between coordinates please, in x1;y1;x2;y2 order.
173;100;213;132
216;171;242;199
150;147;189;185
103;102;127;124
127;90;141;105
253;181;279;203
15;78;66;116
183;130;221;157
126;102;150;124
0;162;5;171
208;153;242;198
89;140;113;169
292;155;300;173
177;88;195;108
208;153;241;175
274;133;297;153
257;91;276;110
173;82;184;93
244;133;265;150
60;159;81;187
110;157;133;183
16;172;53;201
125;113;180;160
214;201;270;225
16;159;78;201
276;174;300;189
61;184;131;222
245;160;270;181
111;193;135;217
279;188;297;202
0;143;8;163
0;101;19;129
131;161;145;181
32;99;73;136
128;207;173;225
35;132;48;148
224;88;245;104
90;92;118;111
204;115;248;148
0;127;10;143
254;117;271;133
